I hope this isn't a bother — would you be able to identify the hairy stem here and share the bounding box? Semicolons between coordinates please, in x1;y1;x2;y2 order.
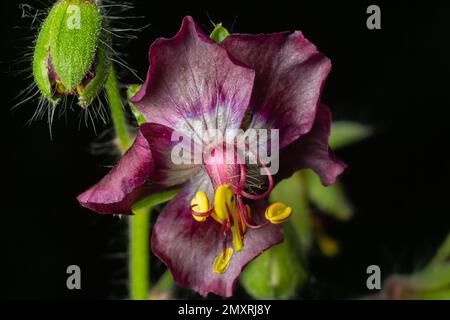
106;65;149;300
106;65;131;153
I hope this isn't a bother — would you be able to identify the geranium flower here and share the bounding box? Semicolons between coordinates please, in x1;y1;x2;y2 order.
77;16;345;297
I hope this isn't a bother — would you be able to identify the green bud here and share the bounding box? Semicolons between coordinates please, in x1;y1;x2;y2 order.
210;23;230;43
33;0;110;108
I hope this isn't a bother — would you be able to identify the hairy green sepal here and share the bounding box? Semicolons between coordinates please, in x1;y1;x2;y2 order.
33;0;108;107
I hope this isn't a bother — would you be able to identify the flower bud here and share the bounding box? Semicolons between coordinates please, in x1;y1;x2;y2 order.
33;0;110;108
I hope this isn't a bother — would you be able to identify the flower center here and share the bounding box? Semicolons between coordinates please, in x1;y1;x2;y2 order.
189;143;293;274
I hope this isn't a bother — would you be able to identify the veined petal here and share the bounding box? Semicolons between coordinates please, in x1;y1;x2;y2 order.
278;104;346;186
223;32;331;148
77;123;199;214
151;188;283;297
131;16;255;136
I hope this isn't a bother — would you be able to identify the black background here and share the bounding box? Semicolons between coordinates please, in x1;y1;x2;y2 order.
1;0;449;299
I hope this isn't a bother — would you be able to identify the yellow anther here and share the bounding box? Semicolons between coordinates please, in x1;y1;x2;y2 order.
265;202;293;224
212;248;234;274
239;205;251;234
214;184;244;251
231;224;243;251
214;184;236;221
190;191;210;222
211;212;223;224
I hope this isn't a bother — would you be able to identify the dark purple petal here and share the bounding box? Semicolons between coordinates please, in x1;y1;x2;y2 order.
277;104;346;186
131;16;255;132
152;188;283;297
223;32;331;148
77;123;199;214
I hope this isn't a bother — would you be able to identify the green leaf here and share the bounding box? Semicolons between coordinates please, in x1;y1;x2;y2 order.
329;121;372;149
210;23;230;43
127;84;147;125
153;270;174;293
410;263;450;292
417;288;450;300
270;171;312;248
132;189;181;214
426;232;450;269
302;169;353;221
241;231;305;299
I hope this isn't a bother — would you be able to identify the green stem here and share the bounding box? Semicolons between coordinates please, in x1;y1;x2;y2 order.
129;189;181;300
106;65;149;300
129;207;151;300
106;65;131;153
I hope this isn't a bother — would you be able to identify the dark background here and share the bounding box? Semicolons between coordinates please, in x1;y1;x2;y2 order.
1;0;449;299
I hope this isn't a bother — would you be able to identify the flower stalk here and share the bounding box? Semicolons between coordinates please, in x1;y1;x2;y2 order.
105;64;147;300
129;207;150;300
105;65;131;153
129;189;182;299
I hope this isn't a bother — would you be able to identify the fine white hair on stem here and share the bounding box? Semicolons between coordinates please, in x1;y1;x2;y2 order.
11;0;149;135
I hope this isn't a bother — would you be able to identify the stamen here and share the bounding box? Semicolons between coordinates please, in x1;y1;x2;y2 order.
214;184;235;221
238;204;249;235
215;184;244;252
190;205;214;217
190;191;211;222
317;232;340;257
237;195;269;229
239;161;274;200
226;202;243;252
212;248;234;274
265;202;293;224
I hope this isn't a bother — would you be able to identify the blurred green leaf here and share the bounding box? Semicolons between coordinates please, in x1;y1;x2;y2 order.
302;169;353;221
270;171;312;248
154;270;174;292
149;270;175;300
241;231;305;299
410;263;450;292
426;232;450;269
329;121;372;149
417;287;450;300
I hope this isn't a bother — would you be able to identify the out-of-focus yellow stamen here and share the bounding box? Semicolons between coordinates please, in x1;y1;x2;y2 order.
265;202;293;224
212;248;234;274
317;232;340;257
214;184;243;251
190;191;210;222
240;205;251;234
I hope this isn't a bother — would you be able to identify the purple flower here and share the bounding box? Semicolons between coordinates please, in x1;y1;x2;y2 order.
77;17;345;297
